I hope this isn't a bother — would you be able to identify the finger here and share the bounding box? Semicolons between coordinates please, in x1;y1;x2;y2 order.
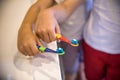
18;46;28;56
36;38;43;47
36;39;43;54
35;28;49;43
48;30;56;42
38;33;44;40
22;44;34;56
35;30;41;39
18;42;28;56
35;21;41;38
29;41;40;56
55;24;61;34
42;31;51;43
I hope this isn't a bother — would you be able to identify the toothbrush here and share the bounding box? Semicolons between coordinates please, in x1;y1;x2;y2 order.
56;33;79;46
37;45;65;55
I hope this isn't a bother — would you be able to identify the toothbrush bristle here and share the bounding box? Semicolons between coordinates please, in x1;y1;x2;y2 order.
56;48;65;55
71;39;79;46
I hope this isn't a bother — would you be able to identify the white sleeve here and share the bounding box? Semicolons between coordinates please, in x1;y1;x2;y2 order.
54;0;64;4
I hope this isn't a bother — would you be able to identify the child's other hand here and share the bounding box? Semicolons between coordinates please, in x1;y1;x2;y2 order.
17;26;42;56
35;9;60;43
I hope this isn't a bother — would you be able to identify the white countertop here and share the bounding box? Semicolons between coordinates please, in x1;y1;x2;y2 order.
0;0;62;80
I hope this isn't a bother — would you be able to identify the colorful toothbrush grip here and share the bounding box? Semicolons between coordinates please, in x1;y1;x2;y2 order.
37;45;56;53
56;33;71;44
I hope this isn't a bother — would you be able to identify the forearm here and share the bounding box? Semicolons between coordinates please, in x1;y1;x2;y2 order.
18;0;56;56
20;0;54;30
48;0;83;23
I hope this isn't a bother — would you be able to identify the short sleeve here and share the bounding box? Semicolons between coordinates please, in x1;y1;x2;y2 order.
54;0;64;4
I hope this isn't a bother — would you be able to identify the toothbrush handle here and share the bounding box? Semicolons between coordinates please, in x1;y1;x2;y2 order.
56;34;71;44
37;45;57;53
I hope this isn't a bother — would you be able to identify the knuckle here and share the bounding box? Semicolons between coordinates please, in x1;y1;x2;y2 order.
18;46;23;52
34;51;39;55
46;40;51;43
22;43;29;48
18;47;26;56
36;29;41;34
41;29;47;33
33;48;39;54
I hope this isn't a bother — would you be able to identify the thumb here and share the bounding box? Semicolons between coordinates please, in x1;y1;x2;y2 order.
55;24;61;34
36;38;43;47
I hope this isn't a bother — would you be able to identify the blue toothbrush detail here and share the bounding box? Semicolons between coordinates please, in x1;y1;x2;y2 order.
37;45;65;55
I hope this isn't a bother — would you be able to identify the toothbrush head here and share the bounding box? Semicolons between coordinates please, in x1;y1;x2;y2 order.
71;39;79;46
56;48;65;55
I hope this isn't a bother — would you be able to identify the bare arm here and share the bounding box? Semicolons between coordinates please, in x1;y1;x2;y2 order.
19;0;54;29
17;0;55;56
35;0;83;42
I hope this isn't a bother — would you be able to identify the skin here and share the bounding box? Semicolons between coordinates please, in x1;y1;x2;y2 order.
35;0;83;42
17;0;83;80
17;0;83;56
17;0;55;56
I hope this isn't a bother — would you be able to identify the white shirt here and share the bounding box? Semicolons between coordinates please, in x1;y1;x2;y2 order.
84;0;120;54
55;0;91;40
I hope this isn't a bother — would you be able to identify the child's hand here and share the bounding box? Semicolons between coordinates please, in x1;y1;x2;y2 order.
17;26;42;56
35;9;60;43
